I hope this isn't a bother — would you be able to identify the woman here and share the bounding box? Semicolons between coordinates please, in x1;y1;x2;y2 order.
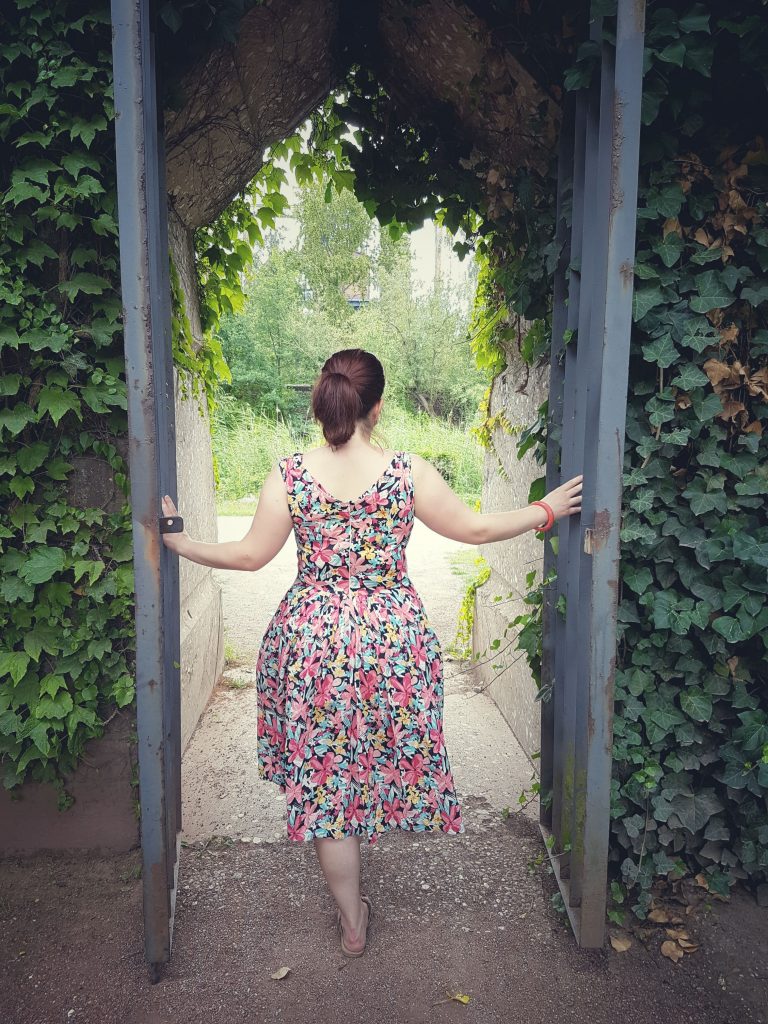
160;348;582;958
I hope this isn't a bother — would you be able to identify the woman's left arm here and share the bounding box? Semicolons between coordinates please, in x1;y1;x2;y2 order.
160;464;293;571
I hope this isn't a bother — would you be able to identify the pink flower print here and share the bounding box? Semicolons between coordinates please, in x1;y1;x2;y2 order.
310;750;340;785
287;734;307;765
430;658;441;682
309;537;338;568
411;635;429;667
344;793;365;827
285;777;303;804
289;696;310;723
400;753;425;787
441;804;462;833
391;673;414;707
434;769;454;793
383;797;404;825
421;683;439;710
359;669;379;701
429;727;444;755
380;758;402;787
315;673;335;705
287;813;306;841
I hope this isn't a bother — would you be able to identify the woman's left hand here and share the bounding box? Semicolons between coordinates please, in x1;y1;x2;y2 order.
160;494;191;554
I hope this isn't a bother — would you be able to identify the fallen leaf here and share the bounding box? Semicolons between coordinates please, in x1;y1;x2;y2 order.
450;993;471;1005
678;940;700;952
661;940;684;963
610;934;633;952
694;873;709;890
648;908;671;924
718;324;739;345
270;967;291;980
665;928;689;941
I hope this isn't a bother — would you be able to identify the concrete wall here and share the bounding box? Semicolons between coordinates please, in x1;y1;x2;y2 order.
169;212;226;751
472;355;549;761
0;715;138;853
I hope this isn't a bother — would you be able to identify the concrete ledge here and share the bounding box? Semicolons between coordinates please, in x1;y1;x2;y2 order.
0;714;138;854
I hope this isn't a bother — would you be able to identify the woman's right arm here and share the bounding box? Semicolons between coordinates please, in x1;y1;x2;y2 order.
411;454;582;544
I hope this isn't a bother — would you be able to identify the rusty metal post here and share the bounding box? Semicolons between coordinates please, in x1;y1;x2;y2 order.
111;0;181;978
575;0;646;947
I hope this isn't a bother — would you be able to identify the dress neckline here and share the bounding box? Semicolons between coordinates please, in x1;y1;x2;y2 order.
296;451;401;505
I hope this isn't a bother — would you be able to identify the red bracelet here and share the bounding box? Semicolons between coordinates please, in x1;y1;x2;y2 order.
531;500;555;532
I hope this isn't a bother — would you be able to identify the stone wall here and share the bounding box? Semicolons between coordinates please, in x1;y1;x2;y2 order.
473;355;549;761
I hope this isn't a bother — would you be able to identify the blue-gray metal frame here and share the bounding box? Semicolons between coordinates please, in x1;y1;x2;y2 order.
540;0;646;948
111;0;182;979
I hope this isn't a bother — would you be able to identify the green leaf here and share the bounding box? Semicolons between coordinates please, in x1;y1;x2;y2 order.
667;789;723;833
711;615;746;643
655;233;684;268
0;650;31;684
633;286;666;321
679;688;712;722
35;692;74;719
58;273;110;300
689;271;734;314
643;334;678;367
657;40;686;67
18;547;66;585
35;386;81;425
17;440;49;471
732;533;768;569
670;364;709;391
0;404;35;436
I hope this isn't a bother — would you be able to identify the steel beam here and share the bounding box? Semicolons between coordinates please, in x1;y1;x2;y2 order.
111;0;180;976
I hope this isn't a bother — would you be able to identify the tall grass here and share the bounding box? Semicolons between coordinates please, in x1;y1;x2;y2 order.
212;397;483;508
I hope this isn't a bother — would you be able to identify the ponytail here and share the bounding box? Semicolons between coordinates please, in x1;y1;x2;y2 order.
311;349;385;448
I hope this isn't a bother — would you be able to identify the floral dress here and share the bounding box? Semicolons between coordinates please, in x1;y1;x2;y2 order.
255;450;465;844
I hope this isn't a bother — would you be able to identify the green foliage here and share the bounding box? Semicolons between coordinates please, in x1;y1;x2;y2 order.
0;1;136;791
498;1;768;902
450;557;491;660
212;397;484;505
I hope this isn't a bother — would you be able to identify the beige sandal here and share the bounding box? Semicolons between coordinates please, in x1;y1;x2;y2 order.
337;894;373;957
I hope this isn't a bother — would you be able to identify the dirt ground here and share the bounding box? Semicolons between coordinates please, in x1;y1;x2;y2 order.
1;519;766;1023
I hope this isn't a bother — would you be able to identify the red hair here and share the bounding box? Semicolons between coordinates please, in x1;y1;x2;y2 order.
311;349;385;448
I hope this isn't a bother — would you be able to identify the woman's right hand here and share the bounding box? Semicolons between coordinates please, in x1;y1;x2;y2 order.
543;475;583;521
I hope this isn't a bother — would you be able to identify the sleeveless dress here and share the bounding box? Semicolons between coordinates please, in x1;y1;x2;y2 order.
255;450;465;844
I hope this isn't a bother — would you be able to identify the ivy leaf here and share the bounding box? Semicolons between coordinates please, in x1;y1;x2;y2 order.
18;547;66;585
0;404;35;435
667;789;724;833
643;334;678;367
680;688;712;722
655;233;684;268
739;279;768;306
17;440;49;471
657;40;686;67
35;692;74;720
58;273;110;300
691;392;723;421
633;286;666;322
732;534;768;569
0;650;31;684
36;386;81;425
711;616;746;643
670;364;709;391
0;576;34;603
689;271;734;314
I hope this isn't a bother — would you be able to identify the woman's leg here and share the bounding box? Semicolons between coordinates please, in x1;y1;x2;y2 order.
313;836;370;950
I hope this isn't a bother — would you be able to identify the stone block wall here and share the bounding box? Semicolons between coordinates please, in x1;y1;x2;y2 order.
472;356;549;761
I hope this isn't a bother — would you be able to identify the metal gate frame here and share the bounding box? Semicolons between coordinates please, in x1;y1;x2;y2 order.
110;0;645;970
539;0;646;948
111;0;182;980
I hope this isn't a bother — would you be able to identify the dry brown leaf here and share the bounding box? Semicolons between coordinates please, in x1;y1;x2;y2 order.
694;227;711;246
665;928;690;941
694;873;710;890
744;421;764;436
678;939;700;951
270;966;291;980
648;908;671;924
663;217;683;238
703;359;733;387
610;934;633;953
675;393;692;410
718;399;747;422
747;367;768;399
661;940;685;963
718;323;739;345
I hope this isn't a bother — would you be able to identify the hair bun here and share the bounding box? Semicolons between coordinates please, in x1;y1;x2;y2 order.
311;349;385;448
